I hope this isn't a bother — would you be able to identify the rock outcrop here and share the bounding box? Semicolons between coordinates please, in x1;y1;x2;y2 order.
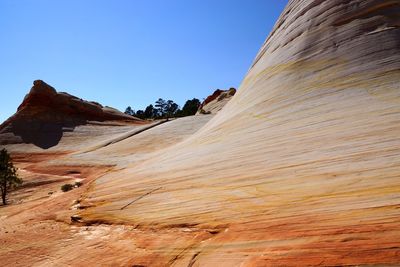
0;80;141;148
78;0;400;265
197;88;236;114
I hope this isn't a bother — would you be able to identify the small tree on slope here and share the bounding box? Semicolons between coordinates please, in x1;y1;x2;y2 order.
0;148;22;205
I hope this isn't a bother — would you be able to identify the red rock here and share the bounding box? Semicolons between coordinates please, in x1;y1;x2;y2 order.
0;80;142;148
198;88;236;114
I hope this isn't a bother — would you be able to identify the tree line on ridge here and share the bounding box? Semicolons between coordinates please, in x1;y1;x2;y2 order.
124;98;201;119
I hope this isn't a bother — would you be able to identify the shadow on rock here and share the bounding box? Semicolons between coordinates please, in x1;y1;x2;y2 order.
9;121;78;149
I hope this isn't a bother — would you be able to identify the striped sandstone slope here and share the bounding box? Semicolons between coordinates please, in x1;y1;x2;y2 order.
80;0;400;265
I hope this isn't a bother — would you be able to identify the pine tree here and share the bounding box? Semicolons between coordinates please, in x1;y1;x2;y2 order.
0;149;22;205
155;98;167;118
144;104;155;119
165;100;179;118
124;106;135;116
181;98;201;116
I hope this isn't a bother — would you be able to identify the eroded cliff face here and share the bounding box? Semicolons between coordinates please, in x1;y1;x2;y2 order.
78;0;400;265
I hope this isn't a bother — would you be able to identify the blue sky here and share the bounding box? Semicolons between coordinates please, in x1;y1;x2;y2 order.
0;0;288;123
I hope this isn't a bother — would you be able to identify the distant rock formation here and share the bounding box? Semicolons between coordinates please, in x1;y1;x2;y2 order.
197;88;236;114
0;80;141;148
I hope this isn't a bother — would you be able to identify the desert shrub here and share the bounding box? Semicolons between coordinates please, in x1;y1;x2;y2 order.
199;109;211;115
228;87;236;96
217;92;228;101
61;183;74;192
75;181;82;187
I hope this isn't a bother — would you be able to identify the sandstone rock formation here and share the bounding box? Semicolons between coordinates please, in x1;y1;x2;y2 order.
78;0;400;265
197;88;236;114
0;84;215;266
0;80;141;149
1;0;399;266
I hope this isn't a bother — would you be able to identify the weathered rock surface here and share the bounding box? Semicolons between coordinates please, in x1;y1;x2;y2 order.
197;88;236;114
1;0;400;266
0;115;215;267
0;80;142;149
78;0;400;265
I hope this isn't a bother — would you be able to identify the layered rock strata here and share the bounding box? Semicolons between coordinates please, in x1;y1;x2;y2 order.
79;0;400;265
0;80;141;148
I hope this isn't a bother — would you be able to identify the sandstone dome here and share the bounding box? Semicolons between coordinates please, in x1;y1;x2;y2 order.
74;0;400;265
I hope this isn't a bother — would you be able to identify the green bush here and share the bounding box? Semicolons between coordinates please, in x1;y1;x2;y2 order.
61;183;74;192
199;109;211;115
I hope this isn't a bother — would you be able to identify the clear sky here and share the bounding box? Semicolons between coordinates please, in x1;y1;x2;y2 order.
0;0;288;123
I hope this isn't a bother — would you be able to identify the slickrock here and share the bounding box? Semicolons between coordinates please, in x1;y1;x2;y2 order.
69;114;214;166
78;0;400;265
197;88;236;114
1;0;399;266
0;89;214;266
